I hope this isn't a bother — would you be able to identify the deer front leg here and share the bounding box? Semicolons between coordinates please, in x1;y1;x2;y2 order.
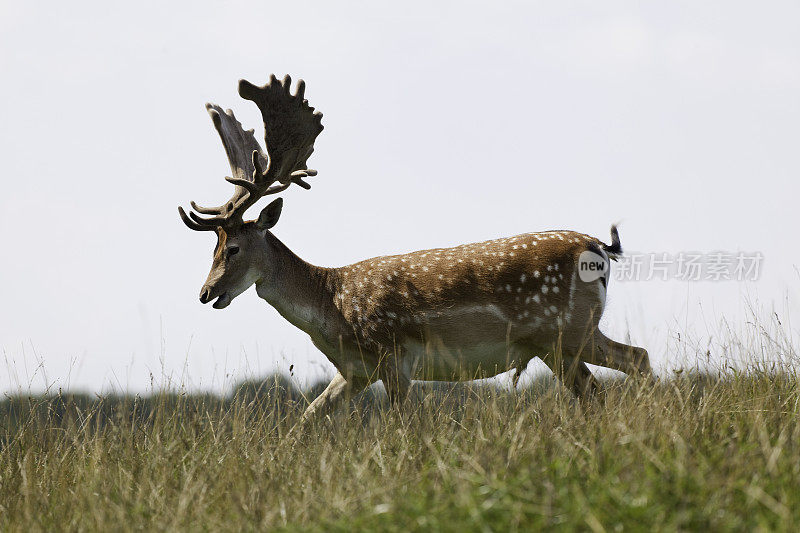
511;367;522;388
381;355;411;406
383;373;411;405
298;372;371;424
541;353;600;401
511;358;529;389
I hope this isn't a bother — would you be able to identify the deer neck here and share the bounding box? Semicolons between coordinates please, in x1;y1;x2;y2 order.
254;232;337;339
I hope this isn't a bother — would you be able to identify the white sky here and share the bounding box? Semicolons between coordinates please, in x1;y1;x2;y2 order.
1;1;799;394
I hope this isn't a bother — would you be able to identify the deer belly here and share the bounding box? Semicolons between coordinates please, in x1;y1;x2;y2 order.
399;304;524;380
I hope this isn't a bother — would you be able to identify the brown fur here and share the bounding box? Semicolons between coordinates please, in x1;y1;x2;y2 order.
195;222;651;422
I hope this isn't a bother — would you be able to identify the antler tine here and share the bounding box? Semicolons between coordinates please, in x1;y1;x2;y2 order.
178;206;217;232
189;210;226;226
190;200;228;215
290;168;317;189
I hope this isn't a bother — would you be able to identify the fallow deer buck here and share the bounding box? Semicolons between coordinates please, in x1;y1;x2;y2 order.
179;75;651;421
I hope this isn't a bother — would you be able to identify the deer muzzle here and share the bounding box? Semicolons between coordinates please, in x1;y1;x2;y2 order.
199;286;231;309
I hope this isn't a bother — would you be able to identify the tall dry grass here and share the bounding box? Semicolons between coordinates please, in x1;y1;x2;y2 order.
1;310;799;531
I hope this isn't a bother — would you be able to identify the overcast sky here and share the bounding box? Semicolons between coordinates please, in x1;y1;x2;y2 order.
1;1;799;394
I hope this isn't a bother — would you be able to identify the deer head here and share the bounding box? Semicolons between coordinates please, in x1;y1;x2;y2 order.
179;75;324;309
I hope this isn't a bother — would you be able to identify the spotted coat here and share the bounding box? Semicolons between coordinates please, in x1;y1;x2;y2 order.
329;230;608;352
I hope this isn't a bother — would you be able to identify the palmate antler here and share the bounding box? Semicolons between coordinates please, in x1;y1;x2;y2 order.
179;74;324;231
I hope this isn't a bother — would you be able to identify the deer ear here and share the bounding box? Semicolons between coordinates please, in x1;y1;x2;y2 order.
256;198;283;230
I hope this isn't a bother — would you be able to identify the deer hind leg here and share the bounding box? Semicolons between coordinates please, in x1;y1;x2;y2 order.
298;372;372;424
577;330;652;378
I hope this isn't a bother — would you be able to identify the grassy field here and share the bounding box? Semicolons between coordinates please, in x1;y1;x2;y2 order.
2;365;800;531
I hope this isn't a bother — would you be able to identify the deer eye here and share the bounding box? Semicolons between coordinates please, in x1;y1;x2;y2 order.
227;246;240;257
